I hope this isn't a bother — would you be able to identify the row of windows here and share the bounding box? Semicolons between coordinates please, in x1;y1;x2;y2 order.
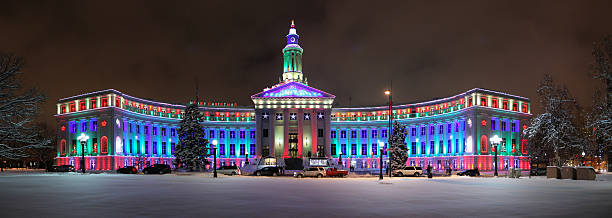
490;119;521;132
474;96;528;113
331;143;386;156
211;144;256;156
331;129;387;139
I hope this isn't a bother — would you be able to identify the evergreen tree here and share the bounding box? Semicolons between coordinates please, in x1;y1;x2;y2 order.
389;121;408;170
174;103;208;171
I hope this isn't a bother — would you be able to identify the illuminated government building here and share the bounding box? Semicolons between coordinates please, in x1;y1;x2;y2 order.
55;22;532;172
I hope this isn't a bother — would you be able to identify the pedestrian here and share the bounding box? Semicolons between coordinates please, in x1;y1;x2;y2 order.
427;165;432;178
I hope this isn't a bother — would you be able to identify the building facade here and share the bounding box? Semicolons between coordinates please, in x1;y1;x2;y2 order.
55;22;532;171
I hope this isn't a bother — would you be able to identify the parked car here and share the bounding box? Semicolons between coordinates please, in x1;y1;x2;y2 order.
295;167;326;178
217;165;241;176
392;166;423;177
457;168;480;176
325;167;349;177
143;164;171;174
47;165;75;172
254;166;282;176
530;167;547;176
117;166;138;174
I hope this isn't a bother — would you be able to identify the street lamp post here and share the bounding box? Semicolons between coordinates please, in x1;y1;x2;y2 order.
385;90;392;177
77;133;89;174
338;151;343;168
378;140;384;180
212;139;218;178
490;135;502;177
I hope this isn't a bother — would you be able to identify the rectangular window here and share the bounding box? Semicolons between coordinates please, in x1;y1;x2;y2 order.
262;129;268;137
411;127;416;136
447;124;451;133
371;130;378;138
331;130;337;138
91;120;97;132
430;141;435;154
101;98;108;107
447;140;452;153
372;144;377;155
230;144;236;156
468;97;473;107
249;144;255;155
171;128;176;137
341;144;347;155
331;144;337;155
439;140;444;153
171;143;176;155
522;104;528;113
144;126;149;135
318;129;324;138
361;129;367;138
420;126;426;136
429;126;434;135
351;130;357;138
239;130;245;139
492;98;498;108
80;101;86;110
153;142;157;154
361;144;367;155
162;142;167;155
503;100;509;110
438;125;444;134
70;103;75;112
411;142;417;155
240;144;245;155
220;130;225;138
81;122;87;132
136;124;140;134
456;139;459;154
501;120;507;131
455;122;459;132
382;129;387;138
152;127;157;136
480;97;487;106
512;103;518;111
421;142;426;154
230;131;236;139
219;144;225;156
351;144;357;155
128;140;132;154
209;130;215;138
90;99;96;109
145;141;149;154
136;140;140;154
491;119;497;131
161;127;166;136
250;130;256;138
61;105;66;114
341;130;346;138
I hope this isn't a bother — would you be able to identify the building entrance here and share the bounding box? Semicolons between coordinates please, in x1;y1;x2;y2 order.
288;133;298;157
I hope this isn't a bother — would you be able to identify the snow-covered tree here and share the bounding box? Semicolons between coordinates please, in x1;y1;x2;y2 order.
523;75;582;166
389;121;408;170
0;54;50;159
173;103;208;171
586;35;612;157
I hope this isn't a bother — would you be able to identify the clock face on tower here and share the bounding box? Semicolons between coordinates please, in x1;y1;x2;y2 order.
290;37;296;43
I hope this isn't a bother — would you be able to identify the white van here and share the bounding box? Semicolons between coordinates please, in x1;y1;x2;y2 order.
392;166;423;177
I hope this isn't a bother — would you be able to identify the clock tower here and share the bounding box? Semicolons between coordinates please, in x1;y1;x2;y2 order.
282;20;306;84
252;20;335;169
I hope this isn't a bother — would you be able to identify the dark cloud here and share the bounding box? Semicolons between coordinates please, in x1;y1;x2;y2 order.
0;0;610;126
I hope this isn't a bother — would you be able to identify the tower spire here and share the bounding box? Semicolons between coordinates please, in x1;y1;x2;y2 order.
282;20;306;84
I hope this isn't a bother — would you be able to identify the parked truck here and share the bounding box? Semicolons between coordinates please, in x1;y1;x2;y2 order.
325;167;349;177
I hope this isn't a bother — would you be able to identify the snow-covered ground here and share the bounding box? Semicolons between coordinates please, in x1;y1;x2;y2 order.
1;172;611;218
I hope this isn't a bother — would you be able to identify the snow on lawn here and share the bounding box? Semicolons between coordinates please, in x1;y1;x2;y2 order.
1;173;610;217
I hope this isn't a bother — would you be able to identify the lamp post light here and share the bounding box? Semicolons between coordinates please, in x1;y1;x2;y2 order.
581;151;586;166
378;140;385;180
490;135;502;177
77;133;89;174
384;90;392;177
212;139;218;178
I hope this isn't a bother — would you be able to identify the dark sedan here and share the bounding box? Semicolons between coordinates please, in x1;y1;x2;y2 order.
143;164;171;174
254;167;282;176
117;166;138;174
457;169;480;176
47;165;75;172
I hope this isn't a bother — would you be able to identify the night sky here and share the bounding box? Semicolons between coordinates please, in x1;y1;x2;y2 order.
1;1;611;128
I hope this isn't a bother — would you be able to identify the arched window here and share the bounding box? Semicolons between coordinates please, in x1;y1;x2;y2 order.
480;135;488;153
101;136;109;154
60;139;67;156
